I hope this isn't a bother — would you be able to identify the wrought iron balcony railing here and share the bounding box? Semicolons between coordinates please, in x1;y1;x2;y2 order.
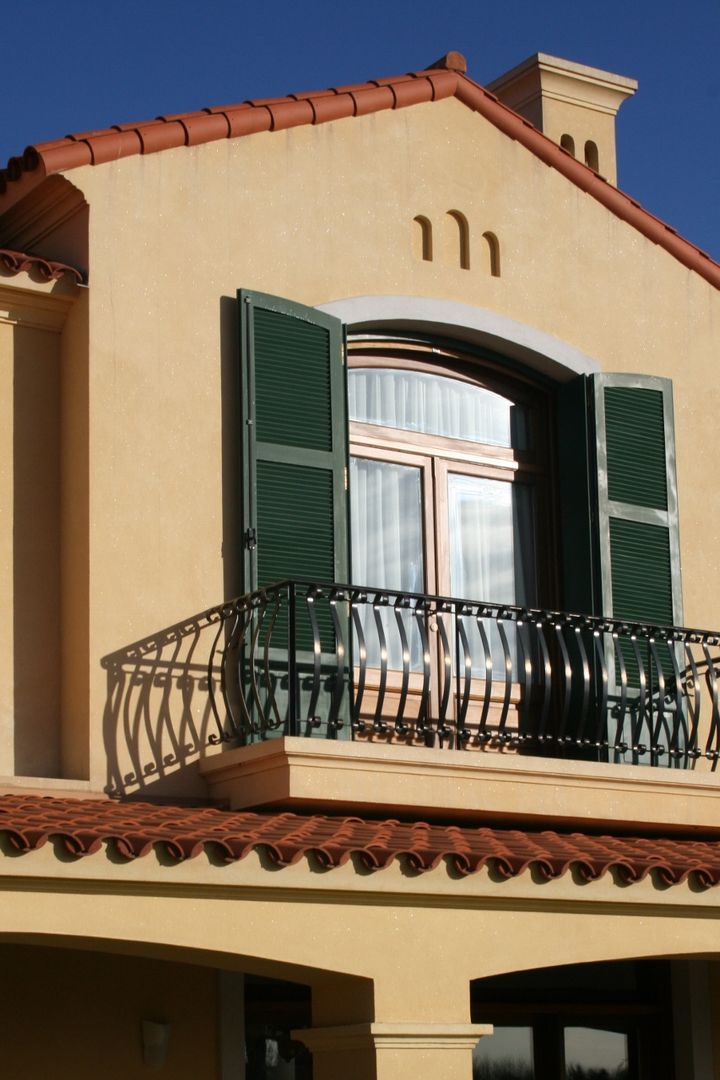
207;580;720;769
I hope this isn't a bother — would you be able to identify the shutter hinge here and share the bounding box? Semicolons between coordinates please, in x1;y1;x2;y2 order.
344;466;348;491
244;527;257;550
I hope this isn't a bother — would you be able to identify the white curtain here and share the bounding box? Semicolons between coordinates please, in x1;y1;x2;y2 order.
349;367;528;449
448;474;536;678
350;457;423;669
448;474;535;606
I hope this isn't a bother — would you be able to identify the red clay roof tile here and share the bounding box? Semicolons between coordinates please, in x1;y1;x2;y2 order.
1;52;718;290
0;247;83;284
1;794;719;888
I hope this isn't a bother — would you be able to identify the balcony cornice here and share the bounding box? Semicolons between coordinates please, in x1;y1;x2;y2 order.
200;737;720;834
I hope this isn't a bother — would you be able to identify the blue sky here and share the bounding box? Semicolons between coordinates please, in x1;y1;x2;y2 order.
2;0;718;259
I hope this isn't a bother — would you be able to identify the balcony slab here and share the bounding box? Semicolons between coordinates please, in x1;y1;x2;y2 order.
200;738;720;832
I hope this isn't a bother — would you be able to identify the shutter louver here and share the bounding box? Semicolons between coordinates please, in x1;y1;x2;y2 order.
605;386;668;510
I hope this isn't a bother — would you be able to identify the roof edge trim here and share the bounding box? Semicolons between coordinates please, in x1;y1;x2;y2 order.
0;247;84;284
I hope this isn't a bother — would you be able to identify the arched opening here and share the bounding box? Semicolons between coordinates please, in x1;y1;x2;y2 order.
0;934;370;1079
560;133;576;157
585;140;600;172
0;939;311;1078
412;214;433;262
482;231;501;277
446;209;470;269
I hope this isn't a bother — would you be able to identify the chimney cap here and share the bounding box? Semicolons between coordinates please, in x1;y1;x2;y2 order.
488;52;638;111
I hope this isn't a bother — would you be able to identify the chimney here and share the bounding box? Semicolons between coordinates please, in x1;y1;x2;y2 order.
487;53;637;185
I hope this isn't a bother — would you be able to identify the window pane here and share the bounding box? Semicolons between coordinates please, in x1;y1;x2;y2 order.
564;1027;631;1079
448;474;536;606
350;457;424;669
449;475;536;678
473;1027;535;1079
350;458;423;592
349;368;529;449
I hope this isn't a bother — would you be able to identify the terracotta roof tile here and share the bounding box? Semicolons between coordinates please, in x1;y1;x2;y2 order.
0;51;718;290
1;795;720;888
0;247;84;284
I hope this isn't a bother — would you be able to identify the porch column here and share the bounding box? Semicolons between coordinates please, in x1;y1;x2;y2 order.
293;1021;492;1080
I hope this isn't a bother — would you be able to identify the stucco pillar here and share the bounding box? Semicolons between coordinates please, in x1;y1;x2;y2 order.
294;1021;491;1080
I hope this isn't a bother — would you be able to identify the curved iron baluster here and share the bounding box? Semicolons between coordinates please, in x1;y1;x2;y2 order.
516;618;533;745
351;596;368;733
414;599;432;740
572;624;592;747
476;614;494;745
555;620;573;745
211;601;256;742
648;637;668;765
682;639;702;760
611;632;630;760
328;589;347;737
665;634;688;764
393;597;411;737
591;628;610;751
304;586;324;736
495;617;513;741
456;611;473;742
248;597;272;736
371;594;390;734
629;636;648;761
535;617;552;745
261;589;284;733
436;606;453;743
702;641;720;768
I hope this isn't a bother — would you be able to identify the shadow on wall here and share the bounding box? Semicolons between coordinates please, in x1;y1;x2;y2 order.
101;605;228;798
102;296;245;798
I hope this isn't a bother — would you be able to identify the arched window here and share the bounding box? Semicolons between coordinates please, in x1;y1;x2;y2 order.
347;341;552;614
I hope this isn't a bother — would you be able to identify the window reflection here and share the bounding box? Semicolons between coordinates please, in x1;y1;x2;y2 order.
473;1026;534;1080
564;1027;631;1079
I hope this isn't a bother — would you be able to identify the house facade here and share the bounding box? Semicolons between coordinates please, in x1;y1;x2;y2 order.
1;49;720;1079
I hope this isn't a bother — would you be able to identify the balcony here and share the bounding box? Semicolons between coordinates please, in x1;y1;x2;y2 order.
198;580;720;828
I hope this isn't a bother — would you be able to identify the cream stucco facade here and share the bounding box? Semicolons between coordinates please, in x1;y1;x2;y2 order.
1;51;720;1080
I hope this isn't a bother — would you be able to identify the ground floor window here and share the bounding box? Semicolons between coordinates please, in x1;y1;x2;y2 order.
471;960;674;1080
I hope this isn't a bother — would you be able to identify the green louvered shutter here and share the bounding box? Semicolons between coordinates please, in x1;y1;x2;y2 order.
239;290;348;594
558;373;681;625
557;372;682;761
593;373;682;628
